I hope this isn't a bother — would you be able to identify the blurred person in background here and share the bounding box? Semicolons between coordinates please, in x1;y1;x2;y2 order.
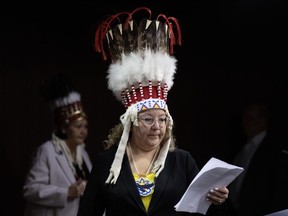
23;73;92;216
227;100;288;216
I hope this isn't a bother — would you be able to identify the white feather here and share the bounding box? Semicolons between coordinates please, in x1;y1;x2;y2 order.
107;50;177;101
54;91;81;108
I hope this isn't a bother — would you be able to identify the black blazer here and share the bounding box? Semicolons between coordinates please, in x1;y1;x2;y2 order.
77;147;227;216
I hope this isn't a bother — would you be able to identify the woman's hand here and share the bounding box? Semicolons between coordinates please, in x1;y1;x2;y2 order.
206;187;229;205
67;180;87;200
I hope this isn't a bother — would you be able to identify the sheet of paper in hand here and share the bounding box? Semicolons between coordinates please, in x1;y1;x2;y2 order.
174;157;244;215
264;209;288;216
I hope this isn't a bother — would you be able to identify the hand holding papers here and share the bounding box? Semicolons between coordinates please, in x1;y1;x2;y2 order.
174;157;244;215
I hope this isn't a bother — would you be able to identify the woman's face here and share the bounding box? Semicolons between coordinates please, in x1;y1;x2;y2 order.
64;118;88;146
130;109;167;151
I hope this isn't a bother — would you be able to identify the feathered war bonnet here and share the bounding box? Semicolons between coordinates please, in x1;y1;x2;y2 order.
39;73;87;128
94;7;182;184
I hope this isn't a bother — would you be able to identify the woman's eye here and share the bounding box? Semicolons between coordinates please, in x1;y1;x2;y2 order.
143;118;153;123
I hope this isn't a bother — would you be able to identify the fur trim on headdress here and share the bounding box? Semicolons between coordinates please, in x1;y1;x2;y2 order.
107;50;177;102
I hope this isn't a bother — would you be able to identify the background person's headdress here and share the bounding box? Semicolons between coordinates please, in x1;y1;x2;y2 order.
39;73;87;127
94;7;182;184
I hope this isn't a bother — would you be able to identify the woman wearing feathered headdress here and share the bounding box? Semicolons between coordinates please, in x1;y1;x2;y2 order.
23;73;92;216
77;7;229;216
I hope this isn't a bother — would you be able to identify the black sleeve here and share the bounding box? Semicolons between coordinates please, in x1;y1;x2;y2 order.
77;151;110;216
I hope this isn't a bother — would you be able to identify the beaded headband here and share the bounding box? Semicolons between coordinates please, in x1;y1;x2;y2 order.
54;92;87;126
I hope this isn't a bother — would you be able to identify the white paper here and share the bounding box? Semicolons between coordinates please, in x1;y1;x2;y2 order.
174;157;244;214
265;209;288;216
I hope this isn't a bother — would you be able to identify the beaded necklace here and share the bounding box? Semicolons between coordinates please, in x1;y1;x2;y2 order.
128;144;159;197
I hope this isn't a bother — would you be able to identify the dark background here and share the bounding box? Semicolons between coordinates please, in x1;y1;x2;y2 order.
1;1;288;215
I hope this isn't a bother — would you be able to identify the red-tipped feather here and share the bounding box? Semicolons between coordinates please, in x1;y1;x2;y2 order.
94;7;182;61
168;17;182;46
